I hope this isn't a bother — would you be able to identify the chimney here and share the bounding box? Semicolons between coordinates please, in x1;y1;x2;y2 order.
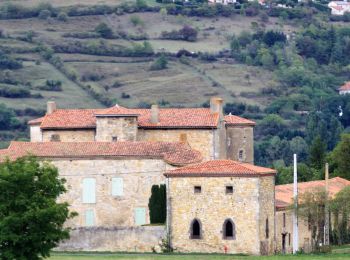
210;97;223;118
150;104;159;124
47;101;56;115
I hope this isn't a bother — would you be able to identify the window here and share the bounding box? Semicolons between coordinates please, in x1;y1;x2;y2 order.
85;210;94;226
50;134;61;142
112;136;118;142
134;207;146;226
82;178;96;204
265;218;269;239
283;213;286;228
223;219;236;240
112;177;123;196
226;186;233;194
190;219;202;239
238;149;244;161
194;186;202;194
288;233;291;246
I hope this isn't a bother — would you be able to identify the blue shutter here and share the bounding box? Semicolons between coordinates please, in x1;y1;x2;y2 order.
83;178;96;203
134;208;146;226
85;210;94;226
112;177;123;196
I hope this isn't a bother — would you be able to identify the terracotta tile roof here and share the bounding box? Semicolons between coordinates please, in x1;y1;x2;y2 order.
94;105;140;116
275;177;350;210
339;82;350;91
0;141;202;166
31;106;255;129
165;159;276;177
40;109;102;129
28;116;45;125
224;115;256;126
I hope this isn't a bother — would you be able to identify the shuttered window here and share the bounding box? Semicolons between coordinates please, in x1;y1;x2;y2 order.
82;178;96;203
112;177;123;196
134;208;146;226
85;210;94;226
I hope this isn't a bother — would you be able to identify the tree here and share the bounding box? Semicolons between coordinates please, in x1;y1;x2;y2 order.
150;55;168;71
95;23;113;39
297;187;328;251
148;184;166;224
0;156;77;259
309;135;327;170
330;134;350;180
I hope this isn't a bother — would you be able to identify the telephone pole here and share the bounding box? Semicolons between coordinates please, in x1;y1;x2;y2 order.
293;154;299;254
324;163;330;246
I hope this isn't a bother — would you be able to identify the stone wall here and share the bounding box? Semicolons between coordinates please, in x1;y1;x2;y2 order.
42;130;95;142
168;176;263;255
138;129;214;161
275;210;312;254
95;117;138;142
258;176;275;255
226;126;254;164
30;125;42;142
56;226;166;252
51;158;173;228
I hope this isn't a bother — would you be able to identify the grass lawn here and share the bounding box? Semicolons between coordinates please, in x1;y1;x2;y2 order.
49;252;350;260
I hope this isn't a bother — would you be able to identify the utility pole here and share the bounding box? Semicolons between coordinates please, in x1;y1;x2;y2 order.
324;163;330;246
293;154;299;254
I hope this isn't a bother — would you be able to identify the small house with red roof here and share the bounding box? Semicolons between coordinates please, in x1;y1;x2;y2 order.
339;81;350;95
275;177;350;254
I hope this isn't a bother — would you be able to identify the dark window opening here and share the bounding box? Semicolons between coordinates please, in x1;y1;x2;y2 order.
223;219;236;240
265;218;269;239
190;219;201;239
194;186;201;194
226;186;233;194
308;214;311;231
50;134;61;142
283;213;286;228
288;233;291;246
112;136;118;142
238;150;244;161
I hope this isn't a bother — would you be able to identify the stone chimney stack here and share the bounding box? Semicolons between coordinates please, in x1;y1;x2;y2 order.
150;104;159;124
210;97;223;118
47;101;57;115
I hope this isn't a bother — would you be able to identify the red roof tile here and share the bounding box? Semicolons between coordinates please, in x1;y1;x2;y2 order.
165;159;276;177
224;115;256;126
339;82;350;91
28;116;45;125
32;106;255;129
275;177;350;210
0;141;202;166
40;109;102;129
95;105;140;116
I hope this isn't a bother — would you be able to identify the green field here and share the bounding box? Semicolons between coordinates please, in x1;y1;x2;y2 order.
49;252;350;260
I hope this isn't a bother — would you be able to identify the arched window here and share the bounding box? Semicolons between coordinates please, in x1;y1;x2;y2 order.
223;219;236;240
265;218;269;239
190;219;202;239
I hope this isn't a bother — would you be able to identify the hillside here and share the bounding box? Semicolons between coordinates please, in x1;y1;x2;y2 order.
0;0;349;181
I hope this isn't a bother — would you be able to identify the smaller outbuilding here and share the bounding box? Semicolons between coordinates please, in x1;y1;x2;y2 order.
339;81;350;95
164;160;277;255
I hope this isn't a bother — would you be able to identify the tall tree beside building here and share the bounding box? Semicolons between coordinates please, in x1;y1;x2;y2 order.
148;184;166;224
330;134;350;180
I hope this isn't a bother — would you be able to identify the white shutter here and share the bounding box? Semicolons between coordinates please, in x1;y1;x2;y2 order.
82;178;96;203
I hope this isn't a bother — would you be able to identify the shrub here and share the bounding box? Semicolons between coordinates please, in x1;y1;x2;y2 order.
0;86;31;98
150;55;168;70
37;80;62;91
95;22;113;39
38;9;51;19
161;25;198;42
57;12;68;22
81;72;104;82
130;15;144;27
121;92;130;98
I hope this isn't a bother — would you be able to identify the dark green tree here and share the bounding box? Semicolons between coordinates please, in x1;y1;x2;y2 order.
330;134;350;180
0;156;77;260
148;184;166;224
95;23;113;39
309;135;327;170
150;55;168;71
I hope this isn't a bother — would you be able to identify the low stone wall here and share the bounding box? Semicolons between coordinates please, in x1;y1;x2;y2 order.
56;226;166;252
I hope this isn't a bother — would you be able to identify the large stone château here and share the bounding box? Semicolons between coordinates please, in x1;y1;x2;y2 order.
0;97;278;255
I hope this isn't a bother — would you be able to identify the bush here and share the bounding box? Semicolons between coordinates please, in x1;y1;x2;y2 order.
37;80;62;91
161;25;198;42
0;52;22;70
57;12;68;22
95;22;113;39
130;15;144;27
0;86;31;98
38;9;51;19
81;72;104;82
121;92;130;99
150;55;168;70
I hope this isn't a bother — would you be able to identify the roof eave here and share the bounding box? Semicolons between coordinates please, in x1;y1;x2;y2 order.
164;172;276;178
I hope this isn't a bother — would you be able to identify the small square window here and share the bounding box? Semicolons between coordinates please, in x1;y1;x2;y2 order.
194;186;202;194
226;186;233;194
112;136;118;142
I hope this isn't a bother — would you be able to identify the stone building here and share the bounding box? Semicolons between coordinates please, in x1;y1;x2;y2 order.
0;97;278;254
275;177;350;254
165;160;276;255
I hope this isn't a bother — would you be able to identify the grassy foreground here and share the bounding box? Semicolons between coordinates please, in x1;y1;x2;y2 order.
49;251;350;260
